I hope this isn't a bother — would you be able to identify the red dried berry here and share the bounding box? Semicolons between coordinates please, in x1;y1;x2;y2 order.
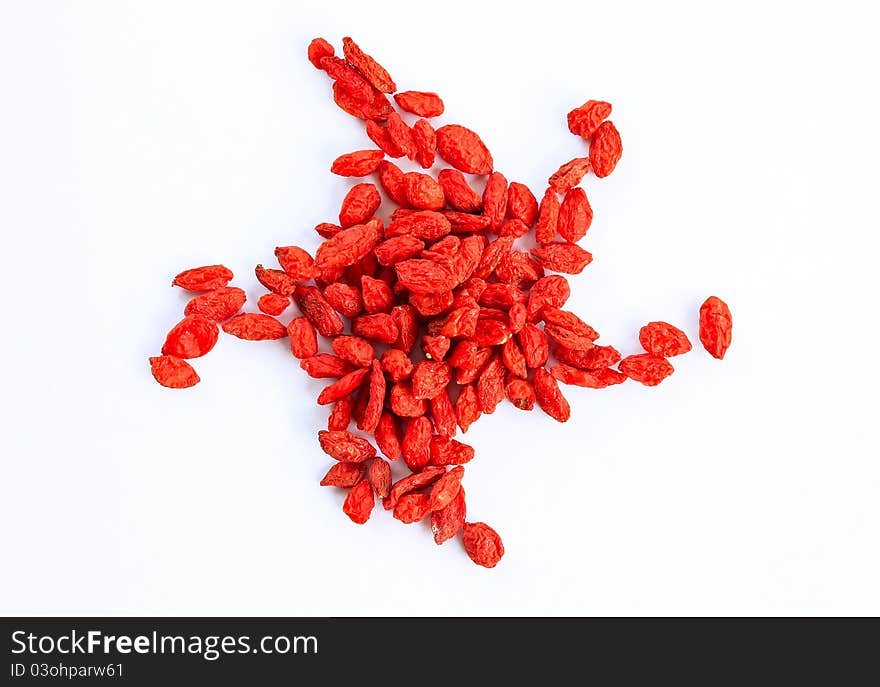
535;188;560;245
477;355;506;414
551;363;627;388
352;313;399;344
462;522;504;568
323;282;363;318
343;480;374;524
386;112;416;160
402;416;433;470
435;124;493;175
184;287;246;321
381;348;414;383
454;383;481;433
257;293;290;316
507;182;538;226
331;150;385;177
548;157;591;194
275;245;316;279
149;355;200;389
314;220;382;272
429;389;457;438
300;354;355;379
393;492;432;524
376;160;409;206
619;353;674;386
342;37;396;93
294;285;344;337
404;172;445;210
429;437;474;466
389;381;427;418
555;344;621;370
590;120;623;178
518;323;550;368
482;172;508;231
531;243;593;274
318;429;377;462
317;367;371;405
162;315;219;358
506;377;536;410
567;100;612;139
557;187;593;243
172;265;233;292
395;259;457;293
412;119;437;169
307;37;334;70
320;462;364;488
437;169;482;212
533;366;571;422
368;458;392;499
431;487;466;545
339;183;381;228
699;296;733;359
412;360;452;400
394;91;444;118
375;412;402;461
428;466;464;512
639;321;692;357
328;396;354;431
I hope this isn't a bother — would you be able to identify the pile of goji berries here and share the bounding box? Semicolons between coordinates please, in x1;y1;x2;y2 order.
149;37;733;568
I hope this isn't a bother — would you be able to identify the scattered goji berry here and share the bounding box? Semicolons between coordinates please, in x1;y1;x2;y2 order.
404;172;445;210
389;381;427;418
482;172;508;231
402;416;433;470
320;461;364;488
162;314;220;358
257;293;290;316
699;296;733;359
294;285;344;337
554;344;621;370
567;99;612;139
429;437;474;466
462;522;504;568
328;396;354;431
506;377;536;410
331;150;385;177
318;429;377;462
548;157;591;194
172;265;233;292
619;353;674;386
322;282;363;318
412;119;437;169
316;367;371;405
307;37;334;70
393;492;432;523
394;91;445;118
339;183;381;228
551;363;627;388
590;120;623;178
531;243;593;274
639;321;692;357
535;188;560;245
533;366;571;422
428;466;464;511
368;458;392;499
352;313;399;344
435;124;493;175
431;487;466;545
507;182;538;226
343;480;374;524
342;37;396;94
184;287;246;321
300;354;355;379
558;187;593;243
437;169;482;212
149;355;200;389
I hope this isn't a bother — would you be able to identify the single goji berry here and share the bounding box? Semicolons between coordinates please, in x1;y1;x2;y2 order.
320;461;364;488
402;416;433;470
639;321;692;357
316;367;371;405
332;336;375;368
462;522;504;568
386;112;416;160
412;119;437;169
320;56;374;103
482;172;508;231
315;220;382;272
548;157;591;194
437;169;482;212
184;287;246;321
257;293;290;316
172;265;233;292
435;124;493;175
527;275;571;320
429;388;457;438
149;355;200;389
376;160;409;206
393;492;432;524
551;363;627;388
286;317;318;359
444;211;492;234
619;353;674;386
365;120;404;158
495;251;544;288
429;436;474;466
474;235;515;280
294;285;344;337
375;411;402;461
380;348;414;383
454;383;481;433
395;259;457;293
368;458;392;499
428;466;464;511
518;323;550;368
533;366;571;422
322;282;363;318
431;487;466;545
535;188;560;245
331;81;393;122
255;264;298;296
307;37;334;70
391;304;419;353
501;338;527;378
328;396;354;431
331;150;385;177
360;360;386;434
300;354;355;379
507;182;538;226
531;243;593;274
404;172;445;211
343;480;374;524
554;344;621;370
506;377;536;410
162;314;219;358
699;296;733;359
590;120;623;178
412;360;452;400
386;210;451;241
477;354;505;414
275;245;316;279
557;187;593;243
374;235;425;266
339;183;381;228
389;381;427;418
342;37;396;93
567;99;612;138
315;222;343;239
394;91;444;118
352;313;399;344
318;429;377;462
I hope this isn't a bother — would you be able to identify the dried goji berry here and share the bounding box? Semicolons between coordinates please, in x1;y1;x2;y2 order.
331;81;393;122
533;366;570;422
172;265;233;292
315;222;343;239
315;220;382;272
360;360;385;434
507;182;538;226
391;304;419;353
554;344;621;370
518;323;550;368
445;211;492;234
472;319;511;347
531;243;593;274
567;100;612;139
342;37;396;93
590;120;623;178
322;282;363;318
294;285;344;337
429;436;474;466
462;522;504;568
454;383;481;433
498;219;530;239
501;338;527;378
506;377;536;410
404;172;445;211
527;275;571;320
402;416;433;470
257;293;290;316
320;461;364;488
317;367;371;405
285;317;317;359
328;396;354;431
455;346;492;385
435;124;493;175
428;466;464;511
431;487;466;545
162;314;219;358
380;348;414;383
184;287;246;321
365;120;403;158
699;296;733;359
320;56;374;103
386;210;451;241
395;259;457;293
149;355;200;389
619;353;674;386
358;275;393;314
508;302;527;334
368;458;392;499
412;119;437;169
318;429;377;462
339;183;381;228
429;388;457;438
375;411;402;461
557;187;593;243
307;37;334;70
255;264;297;296
393;492;432;523
343;480;374;524
437;169;482;212
639;321;692;357
352;313;399;344
386;112;416;160
482;172;508;231
495;251;544;287
477;354;505;414
541;307;600;350
389;381;427;418
394;91;444;118
535;188;560;245
548;157;591;194
331;150;385;177
474;235;515;280
300;354;355;379
412;360;452;400
275;245;316;279
551;363;627;388
376;160;409;206
332;336;375;368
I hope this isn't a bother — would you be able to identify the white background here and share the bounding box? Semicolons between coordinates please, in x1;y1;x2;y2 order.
1;1;878;616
